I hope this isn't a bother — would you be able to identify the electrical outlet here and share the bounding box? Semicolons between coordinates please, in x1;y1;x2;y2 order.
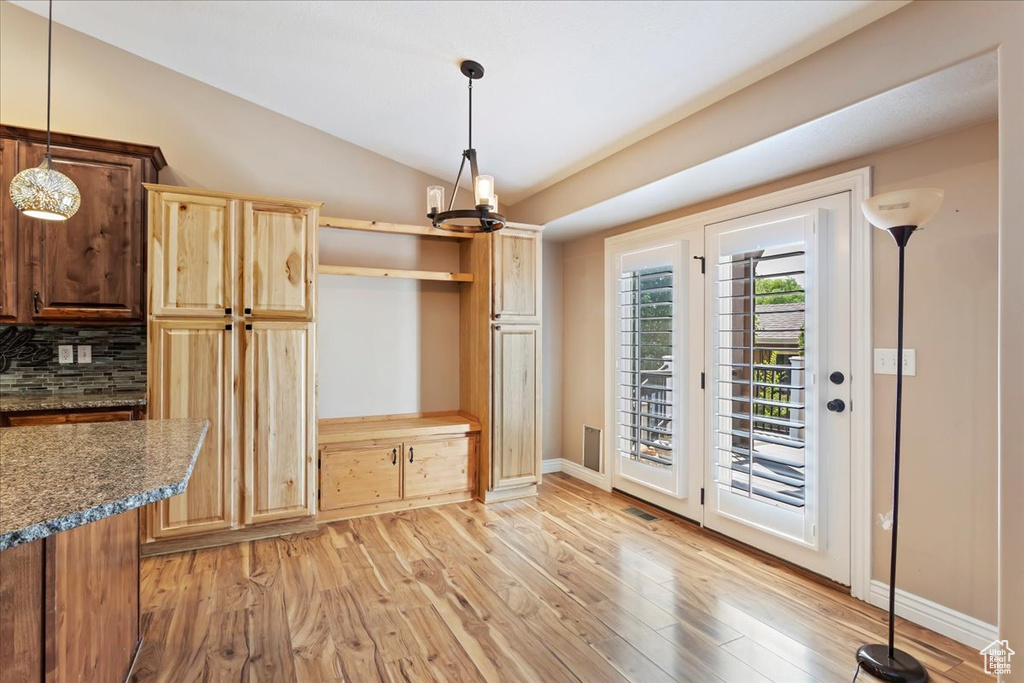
77;345;92;364
874;348;916;376
58;345;74;364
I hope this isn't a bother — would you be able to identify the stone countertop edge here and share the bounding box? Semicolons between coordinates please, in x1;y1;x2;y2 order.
0;392;148;413
0;419;208;551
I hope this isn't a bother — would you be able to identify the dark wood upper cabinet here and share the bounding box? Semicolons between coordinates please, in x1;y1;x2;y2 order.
0;125;165;324
0;139;19;322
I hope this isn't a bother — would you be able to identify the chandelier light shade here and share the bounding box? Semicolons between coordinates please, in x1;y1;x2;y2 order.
8;0;81;222
426;60;506;233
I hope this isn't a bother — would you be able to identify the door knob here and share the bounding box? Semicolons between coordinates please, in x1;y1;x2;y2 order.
829;371;845;385
826;399;846;413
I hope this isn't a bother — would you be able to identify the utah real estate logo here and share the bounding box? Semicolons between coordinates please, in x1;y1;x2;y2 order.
980;639;1014;676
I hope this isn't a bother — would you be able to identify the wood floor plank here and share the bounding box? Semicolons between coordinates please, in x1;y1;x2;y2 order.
135;476;982;683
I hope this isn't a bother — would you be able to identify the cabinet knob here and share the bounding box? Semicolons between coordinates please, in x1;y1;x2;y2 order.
391;448;397;465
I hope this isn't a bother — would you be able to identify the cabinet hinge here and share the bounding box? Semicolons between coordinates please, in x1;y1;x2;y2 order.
700;371;706;389
693;255;706;274
317;456;321;470
700;487;705;506
317;490;321;500
225;324;232;331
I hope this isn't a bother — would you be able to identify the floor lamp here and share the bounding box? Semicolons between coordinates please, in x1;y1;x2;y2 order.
856;187;944;683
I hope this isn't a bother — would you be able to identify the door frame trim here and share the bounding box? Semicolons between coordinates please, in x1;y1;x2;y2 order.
604;167;873;598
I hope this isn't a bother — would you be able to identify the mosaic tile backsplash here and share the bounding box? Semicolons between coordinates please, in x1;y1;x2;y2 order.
0;325;146;395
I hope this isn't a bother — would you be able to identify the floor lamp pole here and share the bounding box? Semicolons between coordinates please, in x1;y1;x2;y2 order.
856;224;928;683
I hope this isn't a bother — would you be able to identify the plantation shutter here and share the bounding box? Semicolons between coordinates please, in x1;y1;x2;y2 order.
713;249;807;509
617;252;675;469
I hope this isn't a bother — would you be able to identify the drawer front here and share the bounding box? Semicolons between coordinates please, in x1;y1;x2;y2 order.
320;444;402;511
404;437;474;499
5;409;134;426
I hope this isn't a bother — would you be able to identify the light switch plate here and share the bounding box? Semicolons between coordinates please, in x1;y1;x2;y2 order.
874;348;916;376
77;345;92;364
58;345;74;364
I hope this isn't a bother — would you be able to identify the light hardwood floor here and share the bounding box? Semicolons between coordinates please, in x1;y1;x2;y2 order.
132;473;990;682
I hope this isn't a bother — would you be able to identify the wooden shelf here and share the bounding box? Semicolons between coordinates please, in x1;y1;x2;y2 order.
319;265;473;282
318;412;482;446
319;215;472;240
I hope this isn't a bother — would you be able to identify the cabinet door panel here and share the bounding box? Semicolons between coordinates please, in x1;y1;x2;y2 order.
491;325;541;489
0;138;19;321
149;321;236;538
244;321;315;524
404;437;474;499
320;444;402;510
492;228;541;323
22;143;144;321
242;202;315;319
149;192;236;317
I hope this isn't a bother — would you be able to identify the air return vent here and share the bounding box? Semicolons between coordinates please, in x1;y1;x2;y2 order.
583;425;602;472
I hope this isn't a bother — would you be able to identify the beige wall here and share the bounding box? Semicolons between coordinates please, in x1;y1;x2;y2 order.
542;239;564;460
0;3;458;419
555;121;998;623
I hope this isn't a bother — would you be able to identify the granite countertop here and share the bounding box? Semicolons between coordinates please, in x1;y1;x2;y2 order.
0;390;147;413
0;418;208;550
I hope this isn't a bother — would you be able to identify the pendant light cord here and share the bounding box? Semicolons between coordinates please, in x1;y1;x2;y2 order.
467;74;473;151
45;0;53;165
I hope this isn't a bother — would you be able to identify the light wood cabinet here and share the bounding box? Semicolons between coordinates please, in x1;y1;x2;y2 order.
243;320;316;524
148;192;236;318
460;223;544;503
491;324;542;490
144;186;319;551
242;201;316;319
320;444;402;511
316;416;478;520
492;226;541;323
147;320;237;539
405;436;475;499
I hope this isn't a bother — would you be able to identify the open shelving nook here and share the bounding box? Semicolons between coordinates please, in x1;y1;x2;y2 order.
319;215;475;282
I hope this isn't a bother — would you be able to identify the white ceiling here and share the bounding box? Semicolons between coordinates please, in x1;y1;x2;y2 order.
544;51;998;240
11;0;907;204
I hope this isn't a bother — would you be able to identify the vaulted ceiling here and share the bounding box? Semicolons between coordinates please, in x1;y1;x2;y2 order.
10;0;908;205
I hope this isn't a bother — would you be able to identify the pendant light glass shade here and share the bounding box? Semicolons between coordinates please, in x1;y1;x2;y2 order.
10;159;80;221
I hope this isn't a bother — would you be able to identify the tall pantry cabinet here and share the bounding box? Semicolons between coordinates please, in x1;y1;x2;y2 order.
461;224;544;503
143;185;319;544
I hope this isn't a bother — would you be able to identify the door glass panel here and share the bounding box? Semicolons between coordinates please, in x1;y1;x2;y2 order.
714;249;807;510
618;266;675;469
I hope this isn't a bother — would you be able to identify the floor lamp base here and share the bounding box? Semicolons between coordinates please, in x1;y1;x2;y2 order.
856;644;929;682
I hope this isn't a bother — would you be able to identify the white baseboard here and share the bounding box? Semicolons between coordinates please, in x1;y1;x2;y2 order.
868;580;997;650
555;458;612;491
541;458;563;474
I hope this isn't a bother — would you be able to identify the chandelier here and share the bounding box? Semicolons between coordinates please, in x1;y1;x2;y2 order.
426;60;505;234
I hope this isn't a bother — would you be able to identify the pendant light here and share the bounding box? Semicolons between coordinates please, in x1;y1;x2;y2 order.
426;60;505;234
8;0;81;222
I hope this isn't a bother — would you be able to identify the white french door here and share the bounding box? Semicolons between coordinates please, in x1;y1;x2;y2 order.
609;231;704;520
704;193;851;583
607;191;853;585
